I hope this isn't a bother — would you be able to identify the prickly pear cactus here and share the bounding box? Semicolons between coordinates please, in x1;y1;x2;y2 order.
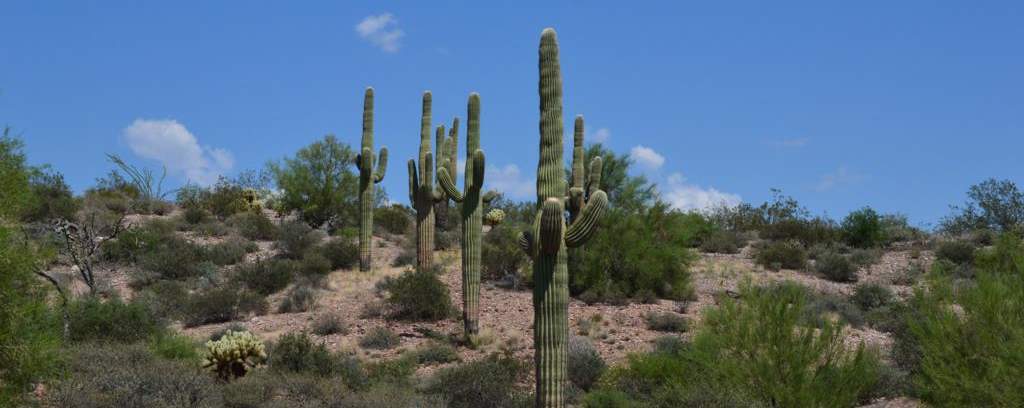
408;91;444;269
356;87;388;272
437;93;495;337
202;330;267;381
518;28;609;408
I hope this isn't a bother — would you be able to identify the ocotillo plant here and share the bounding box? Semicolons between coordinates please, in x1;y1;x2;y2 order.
408;91;443;269
518;28;608;408
567;115;601;279
434;118;459;232
356;87;388;272
438;93;494;337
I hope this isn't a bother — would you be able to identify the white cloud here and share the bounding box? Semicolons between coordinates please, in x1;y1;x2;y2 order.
662;172;741;212
815;166;866;192
590;128;610;143
630;145;665;170
122;119;233;185
486;164;534;199
355;13;404;53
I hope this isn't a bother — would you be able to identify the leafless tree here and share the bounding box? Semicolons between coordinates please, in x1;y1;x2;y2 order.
53;212;129;295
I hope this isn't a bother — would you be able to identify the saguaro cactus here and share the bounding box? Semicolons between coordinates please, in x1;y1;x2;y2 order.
438;93;494;337
519;28;608;408
567;115;601;279
356;87;388;272
434;118;459;232
408;91;444;269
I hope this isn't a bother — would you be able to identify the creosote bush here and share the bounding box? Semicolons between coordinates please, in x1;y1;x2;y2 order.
935;239;976;265
311;312;349;336
841;207;886;248
815;250;858;282
235;258;295;295
374;204;412;235
359;327;401;350
644;311;688;333
183;284;268;327
67;297;164;343
275;219;323;259
227;211;277;241
315;236;359;270
382;266;454;321
754;239;808;271
568;336;606;391
424;353;528;408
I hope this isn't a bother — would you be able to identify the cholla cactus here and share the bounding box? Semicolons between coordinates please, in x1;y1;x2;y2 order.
241;188;263;212
484;209;505;226
202;330;267;381
519;28;609;408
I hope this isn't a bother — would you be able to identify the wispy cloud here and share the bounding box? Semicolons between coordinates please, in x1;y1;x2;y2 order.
815;166;866;192
485;164;534;199
122;119;233;185
590;128;611;143
355;13;404;53
662;172;741;212
630;145;665;170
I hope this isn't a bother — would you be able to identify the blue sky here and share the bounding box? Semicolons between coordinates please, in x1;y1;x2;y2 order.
2;2;1022;227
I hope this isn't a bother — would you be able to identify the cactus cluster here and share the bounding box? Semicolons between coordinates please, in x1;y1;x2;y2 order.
356;87;388;272
407;91;446;269
437;93;495;337
484;208;505;226
518;28;609;408
202;330;267;381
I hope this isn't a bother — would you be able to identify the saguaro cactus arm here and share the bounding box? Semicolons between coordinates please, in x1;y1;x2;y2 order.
565;190;608;247
539;198;564;254
407;159;418;206
586;156;602;196
437;165;463;202
374;148;388;183
482;190;499;204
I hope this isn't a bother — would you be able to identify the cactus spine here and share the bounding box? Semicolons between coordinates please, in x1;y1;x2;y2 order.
408;91;443;269
519;28;608;408
356;87;388;272
567;115;601;280
438;94;492;337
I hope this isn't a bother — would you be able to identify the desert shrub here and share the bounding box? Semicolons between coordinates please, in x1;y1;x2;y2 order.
209;323;249;342
909;262;1024;406
203;330;267;381
940;178;1024;234
204;177;252;219
0;226;62;404
299;252;333;280
183;205;208;224
101;219;176;263
576;204;698;302
425;353;527;408
67;297;164;343
761;216;839;247
374;203;412;235
935;239;976;265
278;285;318;313
227;210;277;241
268;332;336;376
881;213;925;245
132;280;189;319
276;219;323;259
235;258;295;295
359;327;401;350
652;335;687;355
841;207;885;248
814;251;858;282
973;232;1024;276
851;283;894;311
24;168;79;222
699;229;747;254
150;332;200;361
183;284;268;327
481;223;531;281
644;312;689;333
203;237;257;266
311;312;349;336
315;237;359;270
849;247;882;268
138;236;206;279
269;135;359;227
568;336;606;391
415;341;460;365
360;299;385;319
754;239;808;271
382;267;454;321
46;343;222;408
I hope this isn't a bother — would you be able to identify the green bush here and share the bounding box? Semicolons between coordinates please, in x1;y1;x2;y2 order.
204;177;252;219
315;237;359;270
973;232;1024;276
940;178;1024;234
482;223;531;281
568;336;606;391
414;341;460;365
814;251;858;282
235;258;295;295
278;285;318;313
374;204;412;235
101;219;177;264
138;236;206;279
276;219;323;259
425;353;528;408
359;327;401;350
754;240;808;271
841;207;885;248
299;252;333;280
699;229;747;254
268;135;359;227
45;343;221;408
851;283;894;311
68;297;164;343
183;205;208;224
150;332;200;361
935;239;976;265
575;204;698;302
227;211;277;241
182;284;268;327
761;216;839;247
24;168;79;222
202;237;257;266
269;332;336;376
382;267;454;321
849;247;882;268
311;312;349;336
644;312;688;333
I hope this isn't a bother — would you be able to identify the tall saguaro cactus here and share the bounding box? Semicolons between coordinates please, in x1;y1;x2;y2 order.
519;28;609;408
434;118;459;231
408;91;443;269
567;115;601;279
356;87;388;272
438;93;494;337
